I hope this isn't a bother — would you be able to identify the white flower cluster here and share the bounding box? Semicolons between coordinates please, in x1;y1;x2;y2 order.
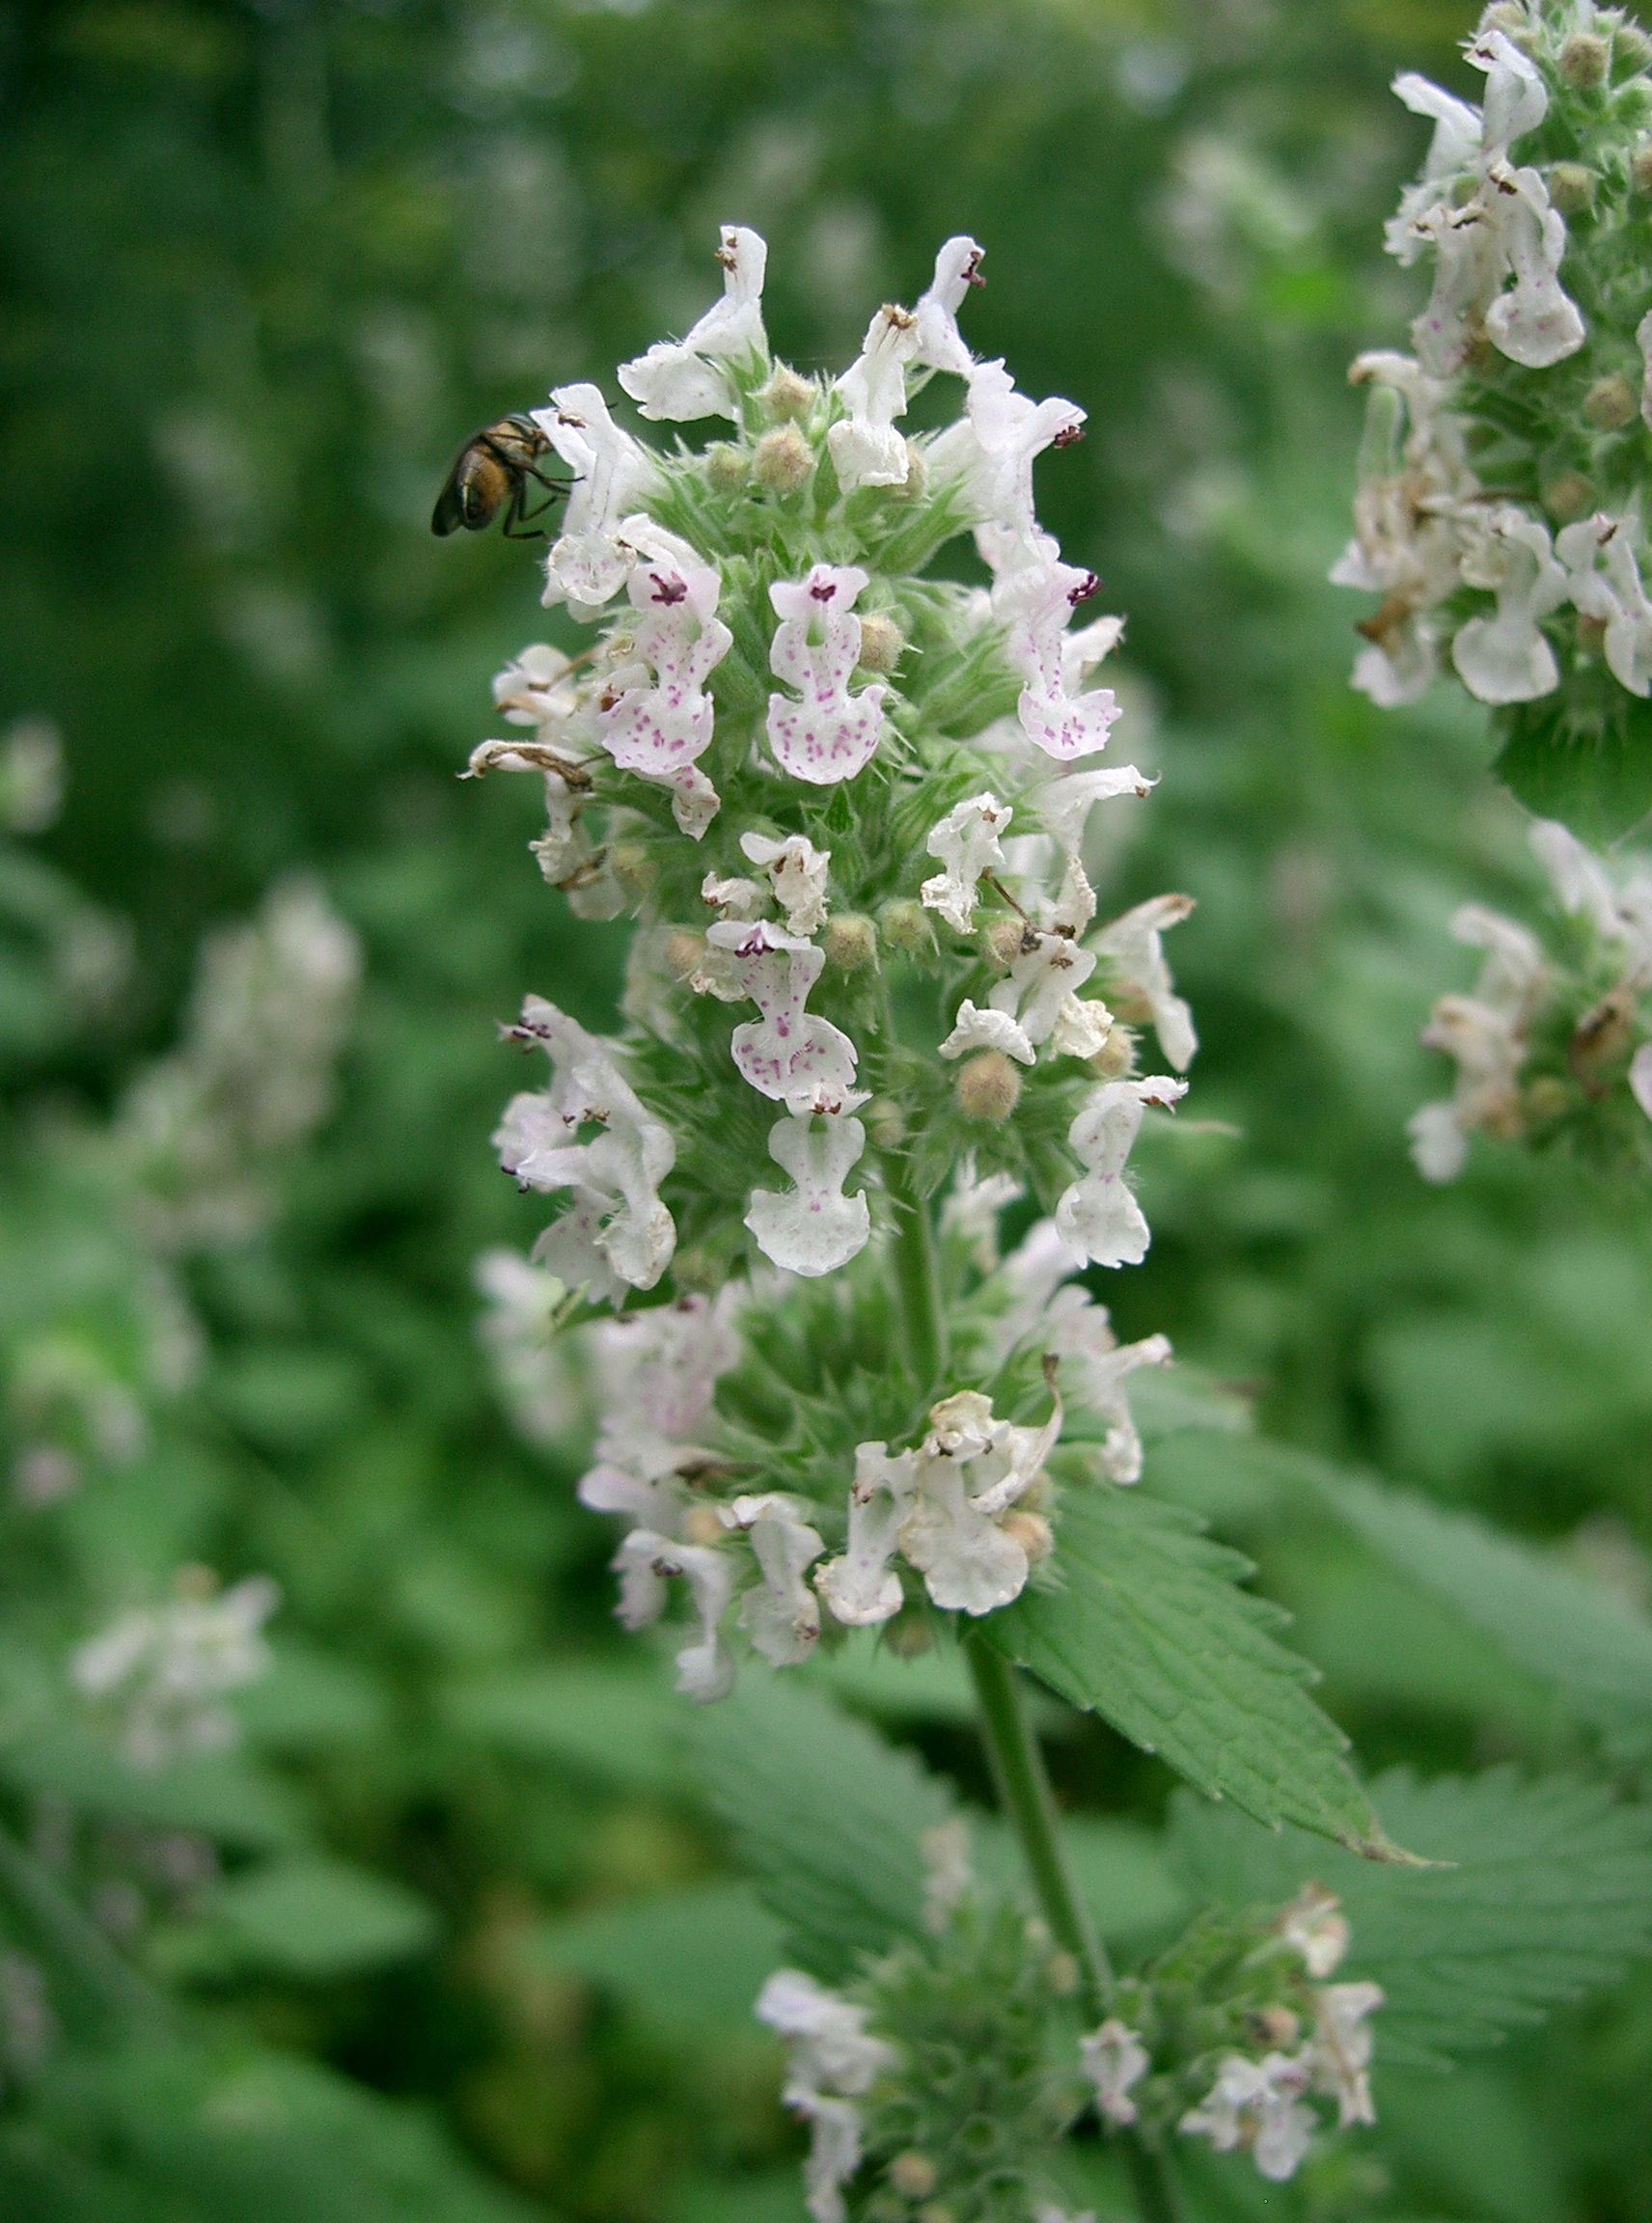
1335;7;1652;715
1085;1886;1382;2185
756;1967;896;2223
1411;815;1652;1177
71;1569;279;1770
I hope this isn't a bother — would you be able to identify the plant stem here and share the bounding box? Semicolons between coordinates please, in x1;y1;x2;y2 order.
886;1149;947;1390
964;1637;1186;2223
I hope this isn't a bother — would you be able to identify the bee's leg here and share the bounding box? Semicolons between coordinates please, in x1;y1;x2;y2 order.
500;483;552;541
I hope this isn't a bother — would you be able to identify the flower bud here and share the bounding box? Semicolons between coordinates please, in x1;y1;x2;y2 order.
1583;372;1637;428
1088;1025;1138;1081
884;1608;931;1658
866;1097;906;1149
916;2205;955;2223
1572;986;1636;1072
1525;1074;1572;1123
672;1245;723;1293
682;1503;727;1549
1549;162;1596;215
1541;470;1594;523
880;897;934;955
611;840;657;898
1045;1950;1080;1996
982;916;1029;971
704;442;749;494
1558;31;1610;89
1616;25;1652;72
856;610;905;673
955;1051;1022;1122
759;364;815;423
823;913;877;971
1634;142;1652;192
753;425;813;494
888;2154;938;2199
1577;611;1610;653
664;927;705;981
1000;1508;1053;1562
1256;2004;1302;2049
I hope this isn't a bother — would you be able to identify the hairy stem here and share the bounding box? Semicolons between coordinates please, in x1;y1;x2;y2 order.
964;1637;1186;2223
885;1148;947;1391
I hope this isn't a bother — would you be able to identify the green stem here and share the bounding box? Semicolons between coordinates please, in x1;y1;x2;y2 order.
964;1638;1186;2223
885;1149;947;1391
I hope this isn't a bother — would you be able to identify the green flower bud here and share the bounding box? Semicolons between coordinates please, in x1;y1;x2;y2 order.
866;1096;906;1149
880;897;934;955
955;1050;1023;1122
1525;1074;1572;1123
888;2153;938;2199
856;609;905;673
704;442;749;494
982;916;1029;971
883;1608;931;1657
1616;25;1652;73
759;364;815;423
1088;1025;1138;1080
823;912;877;970
753;424;813;494
663;927;705;980
1549;161;1596;215
1001;1508;1053;1562
1583;372;1637;428
610;840;656;897
1558;31;1610;89
1541;469;1595;522
1633;141;1652;191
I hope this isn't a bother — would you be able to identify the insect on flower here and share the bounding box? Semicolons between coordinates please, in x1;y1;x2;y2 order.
431;414;564;539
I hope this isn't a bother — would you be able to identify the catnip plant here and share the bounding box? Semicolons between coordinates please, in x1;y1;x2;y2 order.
464;225;1415;2222
1335;0;1652;1178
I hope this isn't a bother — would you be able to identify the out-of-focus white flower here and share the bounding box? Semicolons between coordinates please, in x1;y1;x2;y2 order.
1531;816;1652;982
1179;2052;1317;2182
579;1291;743;1528
766;565;888;784
1307;1981;1383;2128
913;234;986;376
1408;898;1548;1181
922;792;1011;934
475;1247;579;1449
1451;505;1568;704
1465;26;1548;153
619;225;769;423
535;384;656;615
756;1969;896;2223
706;921;860;1110
1385;72;1482;263
614;1529;736;1701
0;716;65;835
73;1573;279;1770
1632;1042;1652;1121
492;644;591;740
816;1443;916;1626
495;998;676;1297
746;1111;870;1276
1094;892;1198;1071
920;1817;975;1933
720;1493;825;1665
598;524;733;825
1080;2017;1151;2127
740;830;832;936
1055;1077;1187;1268
1043;1293;1171;1486
1277;1882;1350;1980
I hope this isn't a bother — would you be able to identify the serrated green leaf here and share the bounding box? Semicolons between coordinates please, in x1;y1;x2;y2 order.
1170;1768;1652;2068
196;1855;438;1978
1492;691;1652;843
687;1675;956;1982
537;1881;786;2029
1321;1470;1652;1770
983;1488;1390;1854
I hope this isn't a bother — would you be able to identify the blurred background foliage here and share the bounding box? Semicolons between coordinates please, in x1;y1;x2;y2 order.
4;0;1652;2216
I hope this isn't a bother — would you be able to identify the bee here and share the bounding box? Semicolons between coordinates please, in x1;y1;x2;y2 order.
431;414;564;539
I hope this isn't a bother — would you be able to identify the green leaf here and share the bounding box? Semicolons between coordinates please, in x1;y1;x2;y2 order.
1321;1469;1652;1770
1170;1768;1652;2067
194;1855;439;1979
440;1658;685;1796
687;1674;956;1982
1491;689;1652;843
0;1733;304;1850
0;1822;164;2045
983;1488;1393;1854
537;1881;786;2030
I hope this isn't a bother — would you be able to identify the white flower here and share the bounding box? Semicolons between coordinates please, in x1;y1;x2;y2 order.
618;224;769;423
766;564;889;785
492;644;591;738
1557;512;1652;698
579;1292;742;1528
756;1969;896;2223
707;920;860;1110
896;1389;1060;1615
938;360;1086;558
721;1492;825;1665
1407;1096;1470;1183
746;1111;871;1276
1385;73;1482;264
1055;1077;1187;1269
702;869;768;920
73;1574;279;1770
1464;27;1548;155
1044;1295;1171;1487
1179;2052;1317;2182
1306;1981;1383;2128
987;925;1100;1056
1277;1882;1349;1980
826;237;985;494
475;1247;580;1449
613;1529;736;1701
922;792;1011;935
921;1817;975;1933
993;543;1121;761
1530;817;1652;983
939;1000;1037;1067
913;234;986;377
1409;895;1551;1181
533;384;657;615
1080;2018;1150;2127
940;1162;1025;1271
495;998;676;1298
1094;892;1198;1071
1451;505;1567;704
1036;763;1156;857
816;1443;915;1628
599;522;732;788
741;830;832;936
1631;1042;1652;1120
